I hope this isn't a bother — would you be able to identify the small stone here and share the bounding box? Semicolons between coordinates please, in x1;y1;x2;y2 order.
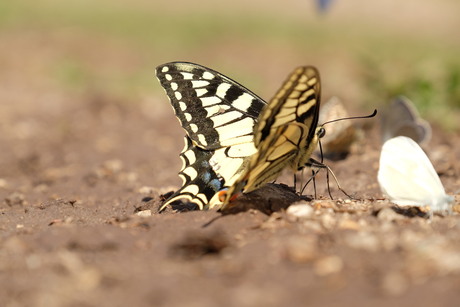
102;159;123;172
344;232;380;252
4;192;27;207
136;210;152;217
33;184;49;192
0;178;7;188
312;200;336;210
338;218;360;231
381;271;408;296
138;186;154;194
302;220;323;233
377;207;404;222
285;236;318;263
314;255;343;276
286;202;314;222
320;213;336;230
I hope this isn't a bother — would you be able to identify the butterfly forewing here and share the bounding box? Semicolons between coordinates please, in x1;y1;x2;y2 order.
256;66;320;147
156;62;266;150
378;136;453;214
380;96;432;146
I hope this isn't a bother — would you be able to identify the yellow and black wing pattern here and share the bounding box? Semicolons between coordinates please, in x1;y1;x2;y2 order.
212;66;322;210
156;62;267;210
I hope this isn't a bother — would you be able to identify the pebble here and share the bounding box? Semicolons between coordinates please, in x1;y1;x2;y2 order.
314;255;343;276
344;232;380;252
285;236;319;263
0;178;8;188
136;210;152;217
102;159;123;172
285;202;314;222
138;186;155;194
301;220;323;233
312;200;336;210
377;207;405;222
338;218;360;231
320;213;336;230
381;271;408;296
4;192;27;207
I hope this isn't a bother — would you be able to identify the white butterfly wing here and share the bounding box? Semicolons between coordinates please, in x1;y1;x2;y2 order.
380;96;432;146
378;136;453;212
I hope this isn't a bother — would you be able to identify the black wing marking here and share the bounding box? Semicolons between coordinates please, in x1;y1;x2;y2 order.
160;136;225;211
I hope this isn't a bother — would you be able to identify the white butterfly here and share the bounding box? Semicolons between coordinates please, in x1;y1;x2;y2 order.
378;136;454;214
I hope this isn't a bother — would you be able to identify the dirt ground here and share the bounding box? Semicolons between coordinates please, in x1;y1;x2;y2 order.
1;76;460;306
1;1;460;304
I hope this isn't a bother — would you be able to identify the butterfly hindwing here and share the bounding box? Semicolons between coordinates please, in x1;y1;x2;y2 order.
161;136;224;210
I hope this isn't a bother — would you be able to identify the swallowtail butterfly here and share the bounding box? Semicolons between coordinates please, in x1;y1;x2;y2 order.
156;62;322;211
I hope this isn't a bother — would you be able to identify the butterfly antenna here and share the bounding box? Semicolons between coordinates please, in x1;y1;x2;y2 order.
322;109;377;127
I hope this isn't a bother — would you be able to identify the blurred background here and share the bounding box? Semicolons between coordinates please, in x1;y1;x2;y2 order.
1;0;459;190
1;0;459;122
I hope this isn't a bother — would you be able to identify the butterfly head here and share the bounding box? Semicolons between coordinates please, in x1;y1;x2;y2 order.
317;126;326;138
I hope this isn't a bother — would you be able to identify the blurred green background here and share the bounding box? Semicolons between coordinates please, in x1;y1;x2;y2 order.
1;0;459;128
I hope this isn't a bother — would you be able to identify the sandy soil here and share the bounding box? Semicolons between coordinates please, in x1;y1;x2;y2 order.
1;78;460;306
1;1;460;303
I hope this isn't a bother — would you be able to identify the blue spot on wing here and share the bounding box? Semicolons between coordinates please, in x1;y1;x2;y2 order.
209;179;222;191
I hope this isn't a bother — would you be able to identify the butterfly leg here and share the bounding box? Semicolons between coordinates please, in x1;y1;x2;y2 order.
293;172;297;192
325;169;333;199
300;168;320;197
307;158;353;199
312;169;318;199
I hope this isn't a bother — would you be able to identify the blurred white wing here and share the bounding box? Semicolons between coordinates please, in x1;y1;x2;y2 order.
380;96;431;146
377;136;454;213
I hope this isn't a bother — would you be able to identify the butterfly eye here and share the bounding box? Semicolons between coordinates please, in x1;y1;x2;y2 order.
318;127;326;138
